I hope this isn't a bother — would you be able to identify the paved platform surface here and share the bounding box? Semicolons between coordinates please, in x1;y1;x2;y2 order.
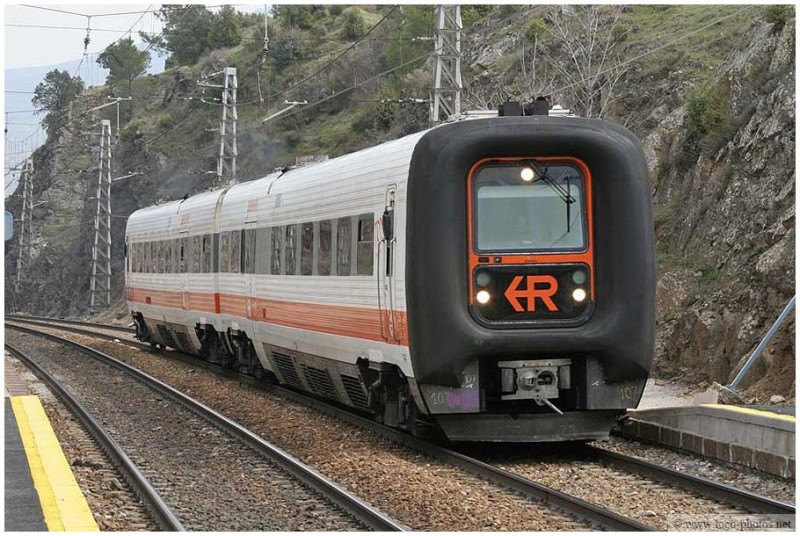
4;355;99;531
5;397;47;531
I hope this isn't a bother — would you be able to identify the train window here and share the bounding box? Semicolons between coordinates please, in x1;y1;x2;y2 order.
473;162;587;253
285;224;297;275
219;232;230;272
336;217;351;276
244;229;257;274
202;235;212;273
300;222;313;276
318;220;332;276
270;227;281;274
131;243;138;272
185;238;192;273
212;234;219;273
255;227;270;274
230;229;241;274
189;236;198;273
143;242;151;273
356;214;374;276
154;242;161;273
164;240;172;273
179;237;187;273
173;239;180;273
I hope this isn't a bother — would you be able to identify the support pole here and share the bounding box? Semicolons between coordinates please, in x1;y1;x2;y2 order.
215;67;238;188
728;296;797;391
430;5;463;122
90;119;112;313
14;158;34;298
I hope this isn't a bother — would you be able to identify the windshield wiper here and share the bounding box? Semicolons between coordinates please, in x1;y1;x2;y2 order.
536;166;576;232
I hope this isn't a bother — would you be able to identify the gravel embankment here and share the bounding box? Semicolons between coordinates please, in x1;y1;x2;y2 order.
595;436;795;504
6;353;157;531
6;331;367;532
9;326;593;531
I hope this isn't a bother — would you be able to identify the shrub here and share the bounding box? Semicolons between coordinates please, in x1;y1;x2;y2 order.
462;5;493;28
271;29;309;71
525;16;549;43
158;113;173;129
684;88;727;147
342;10;367;40
763;5;793;28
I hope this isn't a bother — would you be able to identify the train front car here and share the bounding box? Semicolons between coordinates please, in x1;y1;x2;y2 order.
406;116;655;442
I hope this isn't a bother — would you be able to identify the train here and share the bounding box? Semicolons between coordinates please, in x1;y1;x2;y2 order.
125;106;655;442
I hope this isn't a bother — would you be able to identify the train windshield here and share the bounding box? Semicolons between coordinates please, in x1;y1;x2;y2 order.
473;163;587;253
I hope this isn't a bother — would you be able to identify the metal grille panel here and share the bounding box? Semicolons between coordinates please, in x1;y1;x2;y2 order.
340;374;370;410
156;325;177;349
301;365;336;400
272;352;303;388
174;331;192;353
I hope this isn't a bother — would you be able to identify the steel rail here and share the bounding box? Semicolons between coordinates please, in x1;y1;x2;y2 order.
12;317;798;521
16;316;795;520
6;323;408;532
583;446;795;515
7;318;650;531
6;314;133;333
4;342;185;532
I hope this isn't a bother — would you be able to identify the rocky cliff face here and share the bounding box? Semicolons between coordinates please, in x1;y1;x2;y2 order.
646;18;795;400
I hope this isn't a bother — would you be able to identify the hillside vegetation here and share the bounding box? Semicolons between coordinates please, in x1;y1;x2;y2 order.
6;5;795;401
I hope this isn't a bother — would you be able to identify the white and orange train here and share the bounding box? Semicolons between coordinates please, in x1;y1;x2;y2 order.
125;110;655;442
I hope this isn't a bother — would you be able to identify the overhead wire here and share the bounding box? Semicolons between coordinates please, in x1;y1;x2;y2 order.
144;101;204;147
192;50;435;157
264;6;399;104
534;5;757;100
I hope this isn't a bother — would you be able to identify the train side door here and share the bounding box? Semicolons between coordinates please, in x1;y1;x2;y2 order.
243;222;258;326
378;186;399;342
179;230;188;310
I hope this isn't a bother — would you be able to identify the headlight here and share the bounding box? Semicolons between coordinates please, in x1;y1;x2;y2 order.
520;167;536;182
572;288;587;302
475;272;492;287
476;290;491;304
572;270;587;285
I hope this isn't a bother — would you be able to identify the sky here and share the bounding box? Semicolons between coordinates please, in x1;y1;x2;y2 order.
3;2;269;196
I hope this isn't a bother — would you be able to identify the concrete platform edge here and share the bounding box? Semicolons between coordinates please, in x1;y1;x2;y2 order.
616;405;795;479
10;395;99;531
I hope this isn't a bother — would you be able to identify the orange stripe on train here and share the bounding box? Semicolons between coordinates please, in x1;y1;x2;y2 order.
127;287;409;346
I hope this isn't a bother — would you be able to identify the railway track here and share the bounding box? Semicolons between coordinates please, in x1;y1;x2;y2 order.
7;316;796;530
5;343;182;531
5;324;406;532
7;314;133;334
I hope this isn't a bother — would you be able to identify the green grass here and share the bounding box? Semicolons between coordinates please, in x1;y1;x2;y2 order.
621;5;759;85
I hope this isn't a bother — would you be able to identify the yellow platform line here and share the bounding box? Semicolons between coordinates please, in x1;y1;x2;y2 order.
10;395;99;532
700;403;796;423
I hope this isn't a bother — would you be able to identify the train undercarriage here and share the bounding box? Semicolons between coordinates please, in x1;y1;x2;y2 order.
131;312;434;436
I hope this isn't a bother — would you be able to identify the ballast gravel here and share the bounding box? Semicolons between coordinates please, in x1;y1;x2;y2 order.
18;323;794;532
595;436;795;504
5;353;156;531
6;331;367;532
15;327;593;531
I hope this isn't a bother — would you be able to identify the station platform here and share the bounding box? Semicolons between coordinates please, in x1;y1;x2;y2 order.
4;357;98;531
617;402;796;479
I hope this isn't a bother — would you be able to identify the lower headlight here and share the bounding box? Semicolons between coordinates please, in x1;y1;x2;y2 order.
476;290;491;304
572;288;587;302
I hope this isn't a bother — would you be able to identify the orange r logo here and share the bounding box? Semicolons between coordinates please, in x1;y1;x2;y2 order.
504;275;559;312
